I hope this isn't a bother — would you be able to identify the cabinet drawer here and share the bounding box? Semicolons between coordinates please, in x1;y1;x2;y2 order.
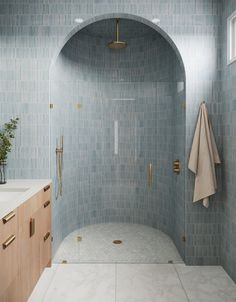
42;184;51;203
40;200;51;272
18;193;41;226
18;208;41;302
0;210;17;243
0;233;18;297
40;230;51;271
17;182;51;226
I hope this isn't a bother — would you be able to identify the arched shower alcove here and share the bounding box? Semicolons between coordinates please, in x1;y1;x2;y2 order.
50;14;186;264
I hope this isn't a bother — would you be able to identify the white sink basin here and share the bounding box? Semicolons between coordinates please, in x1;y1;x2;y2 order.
0;187;29;202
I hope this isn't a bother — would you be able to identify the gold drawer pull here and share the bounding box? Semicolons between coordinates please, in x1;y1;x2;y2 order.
2;234;16;249
44;200;51;208
30;218;35;237
2;211;16;224
44;185;50;192
44;232;50;242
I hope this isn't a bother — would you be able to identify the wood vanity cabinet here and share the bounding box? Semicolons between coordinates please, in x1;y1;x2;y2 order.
0;210;18;302
0;183;52;302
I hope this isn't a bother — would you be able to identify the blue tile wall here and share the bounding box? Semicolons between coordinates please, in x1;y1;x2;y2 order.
221;0;236;283
0;0;223;268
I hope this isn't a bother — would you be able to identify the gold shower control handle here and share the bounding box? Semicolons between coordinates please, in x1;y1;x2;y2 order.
148;163;153;188
173;159;181;174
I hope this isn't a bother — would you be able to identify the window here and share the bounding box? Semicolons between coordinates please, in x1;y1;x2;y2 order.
228;11;236;64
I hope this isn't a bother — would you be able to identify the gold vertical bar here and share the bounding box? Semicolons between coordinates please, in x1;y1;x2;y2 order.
148;163;153;188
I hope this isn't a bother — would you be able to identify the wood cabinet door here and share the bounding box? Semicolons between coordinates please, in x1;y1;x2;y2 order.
0;233;18;300
40;192;52;272
0;277;19;302
0;210;18;300
18;204;41;302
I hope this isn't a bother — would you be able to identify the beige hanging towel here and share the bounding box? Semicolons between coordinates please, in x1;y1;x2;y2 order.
188;102;221;208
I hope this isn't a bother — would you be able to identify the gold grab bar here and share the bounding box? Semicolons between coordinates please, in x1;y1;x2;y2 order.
44;200;51;208
30;218;35;237
2;211;16;224
2;234;16;249
44;232;51;242
148;163;153;188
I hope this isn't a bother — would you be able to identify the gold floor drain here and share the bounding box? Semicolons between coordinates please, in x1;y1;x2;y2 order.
113;240;122;245
77;236;82;242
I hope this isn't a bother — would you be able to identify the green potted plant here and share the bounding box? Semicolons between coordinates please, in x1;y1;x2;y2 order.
0;118;19;184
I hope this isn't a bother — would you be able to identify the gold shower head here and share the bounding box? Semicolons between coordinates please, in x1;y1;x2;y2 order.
108;18;127;49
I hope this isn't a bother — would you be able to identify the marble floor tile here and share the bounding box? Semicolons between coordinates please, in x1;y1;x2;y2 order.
42;264;116;302
175;264;236;302
28;264;59;302
53;223;183;264
116;264;189;302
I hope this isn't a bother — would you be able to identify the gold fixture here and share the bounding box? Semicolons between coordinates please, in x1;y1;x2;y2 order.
148;163;153;188
113;240;122;244
50;103;54;109
76;104;82;109
181;101;186;108
173;159;181;174
61;260;67;264
56;136;63;199
2;211;16;224
168;260;173;264
108;18;127;49
44;200;51;208
44;185;50;192
77;236;82;242
30;218;35;237
2;234;16;249
44;232;51;242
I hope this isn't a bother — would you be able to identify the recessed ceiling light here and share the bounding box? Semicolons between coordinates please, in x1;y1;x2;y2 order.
152;18;160;24
74;18;84;24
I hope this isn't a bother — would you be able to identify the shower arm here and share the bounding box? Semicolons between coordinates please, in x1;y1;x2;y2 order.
116;19;120;42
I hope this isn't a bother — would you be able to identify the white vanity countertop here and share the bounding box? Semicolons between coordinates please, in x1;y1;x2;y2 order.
0;179;51;219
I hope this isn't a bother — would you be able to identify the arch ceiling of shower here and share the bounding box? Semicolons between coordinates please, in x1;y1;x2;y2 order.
50;13;186;261
50;13;186;76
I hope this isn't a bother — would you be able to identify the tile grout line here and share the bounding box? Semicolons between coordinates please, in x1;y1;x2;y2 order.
173;264;191;302
41;264;60;302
